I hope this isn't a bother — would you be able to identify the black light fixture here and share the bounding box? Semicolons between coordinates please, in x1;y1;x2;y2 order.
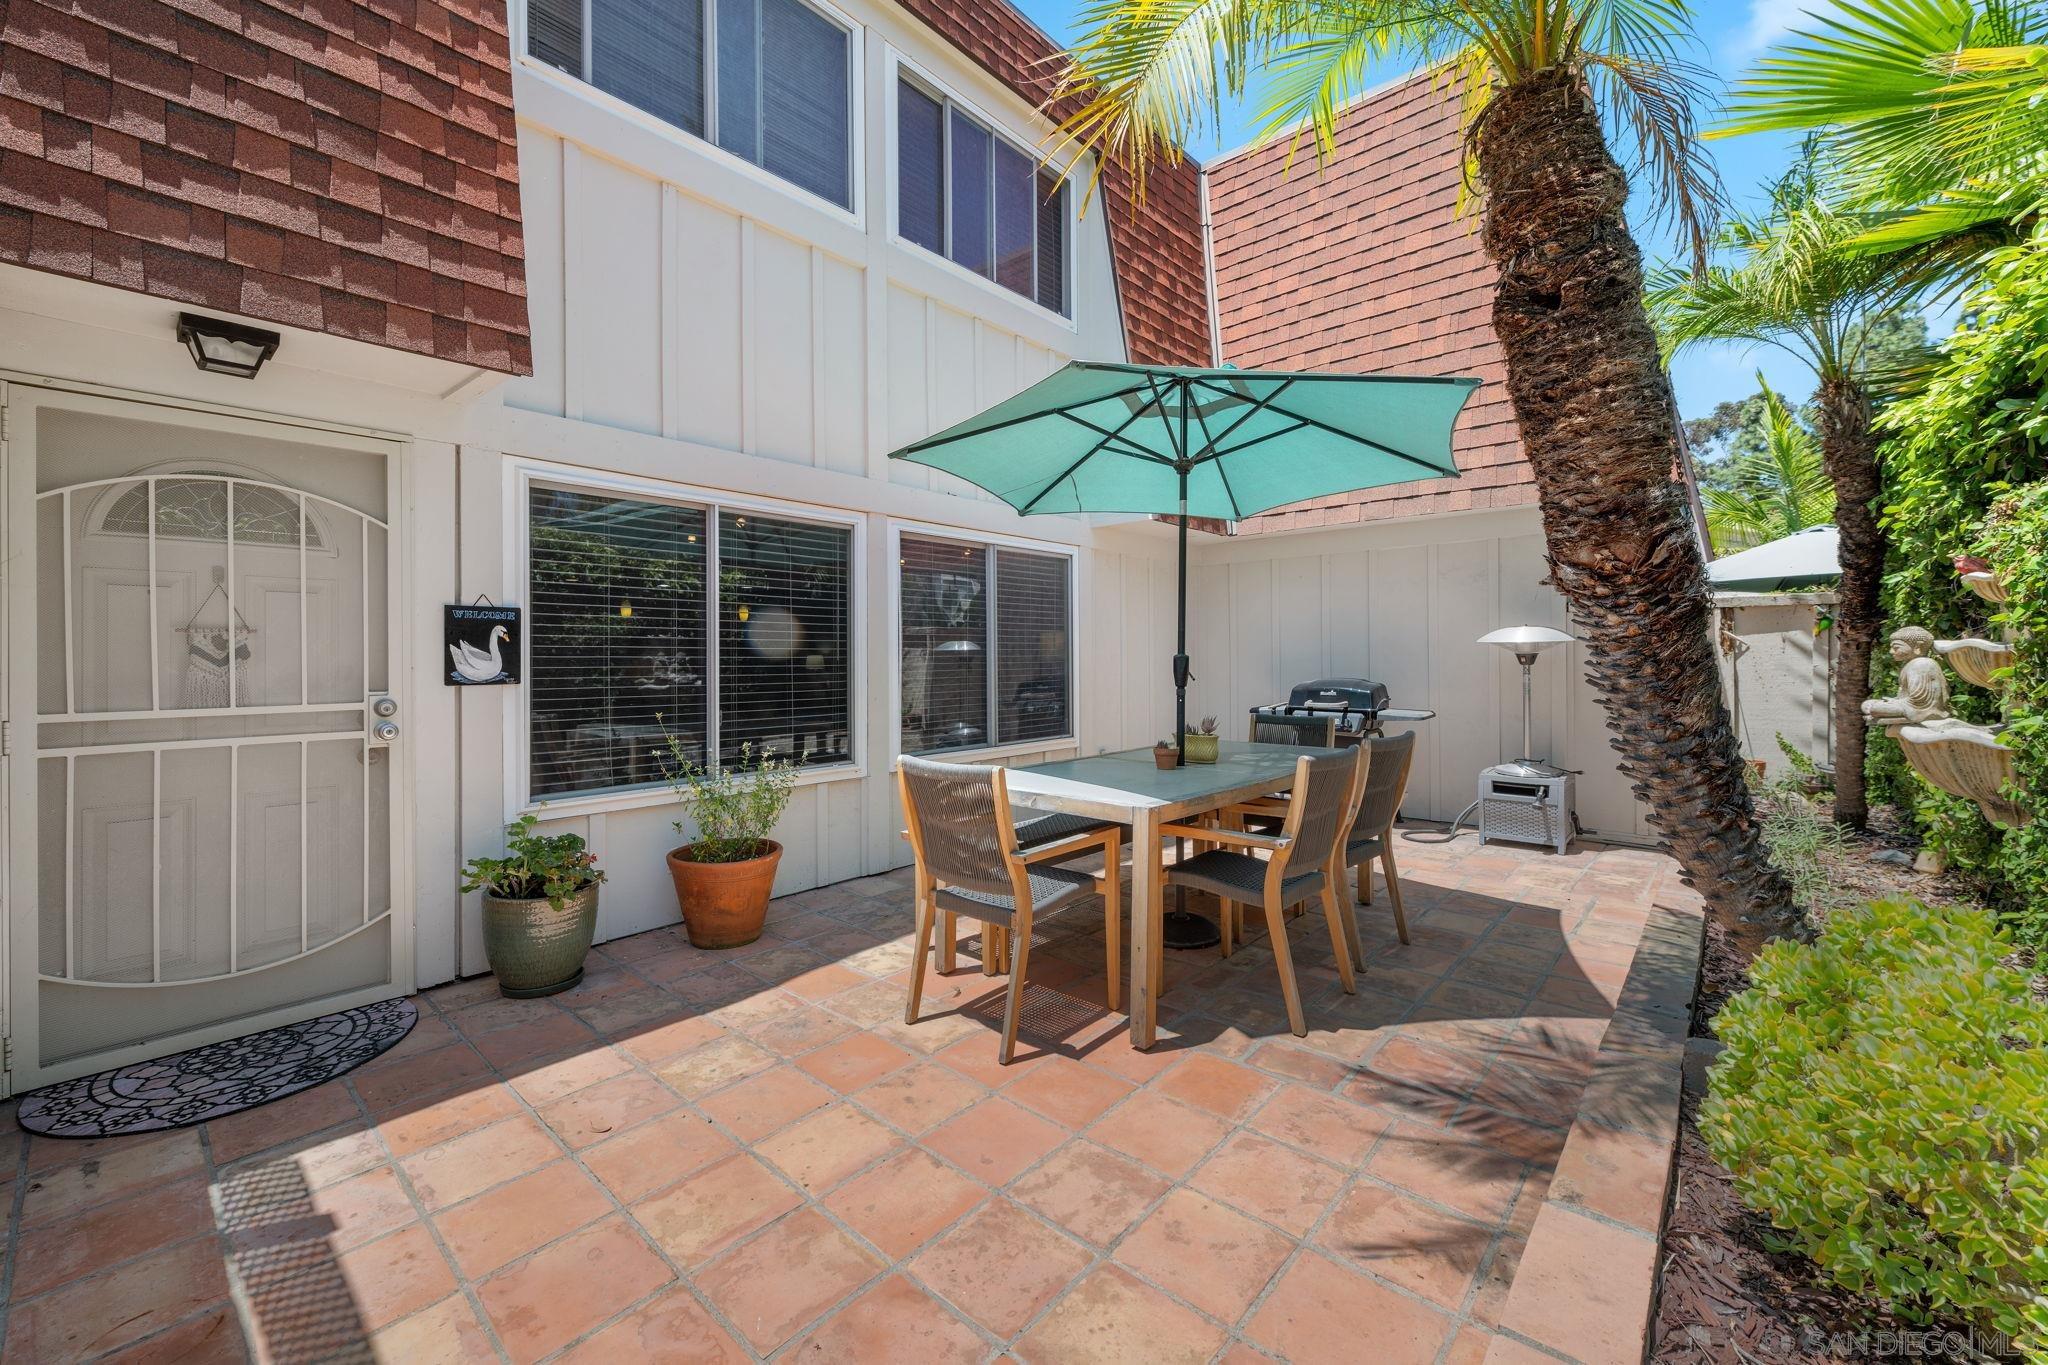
177;313;280;379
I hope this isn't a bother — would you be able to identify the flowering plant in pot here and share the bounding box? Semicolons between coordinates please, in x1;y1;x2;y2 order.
1182;715;1221;764
461;813;606;998
662;725;798;949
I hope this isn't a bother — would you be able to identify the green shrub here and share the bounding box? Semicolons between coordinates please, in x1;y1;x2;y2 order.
1701;900;2048;1348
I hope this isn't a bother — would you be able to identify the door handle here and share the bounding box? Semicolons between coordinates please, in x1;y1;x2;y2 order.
373;720;400;742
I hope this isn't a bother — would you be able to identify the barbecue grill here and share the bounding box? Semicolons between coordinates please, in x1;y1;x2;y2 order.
1251;677;1436;742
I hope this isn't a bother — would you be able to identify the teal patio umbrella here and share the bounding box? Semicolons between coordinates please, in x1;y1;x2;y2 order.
890;361;1478;759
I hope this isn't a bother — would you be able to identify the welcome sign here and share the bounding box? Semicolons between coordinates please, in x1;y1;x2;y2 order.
444;604;521;685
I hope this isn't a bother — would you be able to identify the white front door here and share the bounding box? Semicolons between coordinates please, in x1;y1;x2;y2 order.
2;385;411;1092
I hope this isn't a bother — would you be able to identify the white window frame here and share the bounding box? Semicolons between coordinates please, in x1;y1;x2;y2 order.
506;458;866;820
886;51;1077;328
513;0;866;227
887;517;1078;765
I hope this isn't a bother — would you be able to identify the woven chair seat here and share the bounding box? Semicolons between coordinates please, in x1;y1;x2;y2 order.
1013;811;1120;849
1344;834;1384;865
1165;849;1323;907
934;864;1096;922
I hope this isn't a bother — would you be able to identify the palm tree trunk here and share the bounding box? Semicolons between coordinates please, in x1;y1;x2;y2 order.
1814;377;1881;829
1476;68;1795;934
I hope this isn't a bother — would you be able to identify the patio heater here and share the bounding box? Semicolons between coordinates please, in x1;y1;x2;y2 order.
1478;625;1576;777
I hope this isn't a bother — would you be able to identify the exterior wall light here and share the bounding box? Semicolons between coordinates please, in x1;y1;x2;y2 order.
177;313;280;379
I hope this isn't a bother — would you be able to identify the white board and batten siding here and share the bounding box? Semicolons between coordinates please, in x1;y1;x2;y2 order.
1183;509;1649;842
423;22;1177;977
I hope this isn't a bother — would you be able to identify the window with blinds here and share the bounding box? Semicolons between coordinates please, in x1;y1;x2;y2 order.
528;486;853;801
899;534;1071;754
526;0;852;211
894;75;1071;316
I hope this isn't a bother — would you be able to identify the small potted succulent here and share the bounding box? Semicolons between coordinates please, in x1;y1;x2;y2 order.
1182;715;1221;764
1153;738;1179;769
663;728;798;949
462;813;606;998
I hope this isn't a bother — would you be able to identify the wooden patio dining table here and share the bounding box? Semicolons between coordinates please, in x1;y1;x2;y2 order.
1005;740;1346;1048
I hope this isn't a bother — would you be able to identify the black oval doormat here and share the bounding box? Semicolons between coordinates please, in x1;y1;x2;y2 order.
16;997;417;1139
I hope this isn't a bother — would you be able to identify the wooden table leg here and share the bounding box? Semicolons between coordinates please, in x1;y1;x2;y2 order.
1129;807;1162;1049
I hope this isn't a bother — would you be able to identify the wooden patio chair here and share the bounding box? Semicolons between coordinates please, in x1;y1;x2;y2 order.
1160;748;1364;1036
1344;731;1417;949
898;757;1123;1062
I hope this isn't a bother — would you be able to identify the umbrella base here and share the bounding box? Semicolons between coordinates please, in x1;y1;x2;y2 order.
1161;908;1222;951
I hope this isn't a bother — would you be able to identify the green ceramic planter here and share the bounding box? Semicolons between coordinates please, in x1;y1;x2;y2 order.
1182;732;1220;764
482;884;599;998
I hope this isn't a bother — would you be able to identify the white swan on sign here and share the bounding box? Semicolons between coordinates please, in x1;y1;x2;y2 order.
450;625;509;682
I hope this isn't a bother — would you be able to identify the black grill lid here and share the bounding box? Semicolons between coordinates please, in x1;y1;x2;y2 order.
1284;678;1390;713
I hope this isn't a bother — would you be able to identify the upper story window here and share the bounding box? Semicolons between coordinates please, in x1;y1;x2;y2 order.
527;0;854;211
896;76;1068;316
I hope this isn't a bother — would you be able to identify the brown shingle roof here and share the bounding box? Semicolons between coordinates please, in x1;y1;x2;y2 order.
1205;72;1527;531
0;0;530;373
890;0;1212;368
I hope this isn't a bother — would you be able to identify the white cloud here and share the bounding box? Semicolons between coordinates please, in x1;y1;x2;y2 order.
1740;0;1833;54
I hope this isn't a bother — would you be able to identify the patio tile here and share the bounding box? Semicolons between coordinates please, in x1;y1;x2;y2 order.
1085;1089;1233;1178
19;1130;206;1226
1153;1053;1280;1122
923;1097;1067;1186
1367;1122;1529;1227
378;1084;524;1157
795;1031;917;1092
351;1042;493;1113
555;1286;750;1364
698;1208;884;1353
435;1160;613;1277
204;1082;361;1162
536;1070;680;1148
747;1003;858;1057
652;1034;780;1100
469;1010;602;1068
1115;1188;1294;1323
612;1011;728;1064
1010;1139;1170;1247
477;1217;675;1364
824;1147;985;1258
277;1124;387;1190
1494;1205;1658;1365
1189;1131;1345;1238
1319;1182;1493;1309
755;1104;901;1194
8;1175;215;1300
301;1163;418;1253
1251;1082;1392;1166
851;1061;987;1134
107;1302;249;1364
1017;1263;1227;1365
632;1152;803;1267
1244;1252;1453;1365
1001;1055;1137;1129
699;1064;835;1140
793;1273;986;1363
370;1294;500;1364
581;1109;737;1203
3;1241;230;1361
398;1114;559;1210
333;1223;458;1332
910;1197;1092;1338
1246;1041;1355;1090
504;1043;632;1106
782;961;872;1001
1547;1121;1672;1232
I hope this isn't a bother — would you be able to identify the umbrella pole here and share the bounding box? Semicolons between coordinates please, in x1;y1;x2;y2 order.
1162;467;1220;952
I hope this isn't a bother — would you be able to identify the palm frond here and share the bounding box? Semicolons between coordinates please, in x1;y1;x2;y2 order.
1702;376;1834;553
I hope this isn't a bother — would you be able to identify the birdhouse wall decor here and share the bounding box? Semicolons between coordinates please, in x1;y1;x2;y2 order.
446;604;522;685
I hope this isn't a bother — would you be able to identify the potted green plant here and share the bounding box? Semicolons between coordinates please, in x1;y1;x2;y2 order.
461;813;606;998
1182;715;1221;764
663;731;798;949
1153;738;1179;769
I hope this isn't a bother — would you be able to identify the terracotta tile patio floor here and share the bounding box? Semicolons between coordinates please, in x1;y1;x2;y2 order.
0;829;1699;1364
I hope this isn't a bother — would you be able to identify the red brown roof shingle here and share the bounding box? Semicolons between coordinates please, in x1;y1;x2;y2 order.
1206;72;1527;531
0;0;530;373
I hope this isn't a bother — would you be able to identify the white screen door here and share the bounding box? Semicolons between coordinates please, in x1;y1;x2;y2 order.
3;386;410;1091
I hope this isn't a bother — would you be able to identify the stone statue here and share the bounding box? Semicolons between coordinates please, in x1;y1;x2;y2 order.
1862;627;1952;727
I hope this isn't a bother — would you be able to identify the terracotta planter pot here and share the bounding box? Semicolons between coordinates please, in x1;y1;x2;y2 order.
482;884;599;998
1153;746;1178;770
668;841;783;948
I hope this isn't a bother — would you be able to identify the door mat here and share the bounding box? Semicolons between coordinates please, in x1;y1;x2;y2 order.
16;998;417;1139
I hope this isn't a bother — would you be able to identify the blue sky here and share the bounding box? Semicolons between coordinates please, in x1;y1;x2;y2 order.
1012;0;1913;424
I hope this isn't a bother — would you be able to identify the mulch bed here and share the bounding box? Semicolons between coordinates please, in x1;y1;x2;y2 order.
1648;808;2011;1364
